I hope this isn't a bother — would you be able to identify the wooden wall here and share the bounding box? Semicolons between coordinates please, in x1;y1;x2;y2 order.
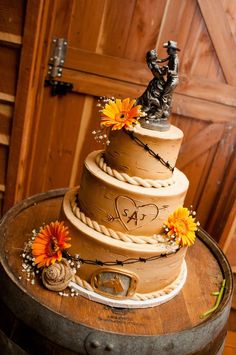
1;0;236;243
0;0;26;213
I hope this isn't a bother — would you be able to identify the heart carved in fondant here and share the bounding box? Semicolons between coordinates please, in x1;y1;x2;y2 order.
115;195;159;231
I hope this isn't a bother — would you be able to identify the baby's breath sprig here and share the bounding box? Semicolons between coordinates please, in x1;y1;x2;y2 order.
92;127;110;145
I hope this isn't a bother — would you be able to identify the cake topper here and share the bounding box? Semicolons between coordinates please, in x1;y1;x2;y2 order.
136;40;180;131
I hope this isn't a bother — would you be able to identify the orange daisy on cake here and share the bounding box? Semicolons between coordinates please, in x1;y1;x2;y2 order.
32;221;71;268
164;207;197;247
101;98;142;130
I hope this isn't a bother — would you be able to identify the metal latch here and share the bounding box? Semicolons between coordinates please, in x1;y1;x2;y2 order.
44;80;73;96
45;38;73;96
47;38;67;78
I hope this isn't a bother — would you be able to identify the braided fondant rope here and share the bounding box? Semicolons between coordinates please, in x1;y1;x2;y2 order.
131;268;184;300
95;152;175;188
70;198;175;246
73;275;94;292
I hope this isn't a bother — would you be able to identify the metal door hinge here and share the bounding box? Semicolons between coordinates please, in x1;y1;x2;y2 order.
47;38;67;78
45;38;73;96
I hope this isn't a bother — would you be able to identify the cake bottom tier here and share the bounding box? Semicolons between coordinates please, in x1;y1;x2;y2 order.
61;189;187;302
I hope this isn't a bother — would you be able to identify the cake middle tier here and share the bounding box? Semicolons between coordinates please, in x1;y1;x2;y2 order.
77;151;189;236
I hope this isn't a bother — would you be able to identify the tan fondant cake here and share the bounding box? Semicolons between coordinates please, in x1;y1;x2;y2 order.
25;44;198;308
60;121;193;303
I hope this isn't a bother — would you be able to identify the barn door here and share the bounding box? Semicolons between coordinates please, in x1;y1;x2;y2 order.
4;0;236;242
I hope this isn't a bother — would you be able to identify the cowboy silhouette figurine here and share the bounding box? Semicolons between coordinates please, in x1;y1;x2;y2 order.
137;40;180;131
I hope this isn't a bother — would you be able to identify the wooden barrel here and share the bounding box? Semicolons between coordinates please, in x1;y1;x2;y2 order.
0;189;233;355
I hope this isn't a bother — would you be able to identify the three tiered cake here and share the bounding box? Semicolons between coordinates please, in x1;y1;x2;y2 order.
27;41;198;308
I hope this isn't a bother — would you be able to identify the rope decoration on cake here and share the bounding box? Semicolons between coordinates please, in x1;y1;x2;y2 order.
73;275;94;292
125;130;175;172
95;152;175;188
70;197;177;249
131;264;185;300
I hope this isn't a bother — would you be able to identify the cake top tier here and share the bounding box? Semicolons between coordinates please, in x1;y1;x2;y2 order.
104;124;183;180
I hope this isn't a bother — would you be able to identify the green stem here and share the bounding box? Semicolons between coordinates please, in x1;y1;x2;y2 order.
200;279;226;319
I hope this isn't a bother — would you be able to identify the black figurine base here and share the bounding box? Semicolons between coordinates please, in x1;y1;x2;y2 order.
140;118;171;132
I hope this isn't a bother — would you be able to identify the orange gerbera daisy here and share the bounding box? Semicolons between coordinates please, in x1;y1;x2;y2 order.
32;221;71;268
101;98;142;130
164;207;197;247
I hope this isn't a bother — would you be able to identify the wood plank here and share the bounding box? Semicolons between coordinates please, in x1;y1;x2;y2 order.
179;123;224;168
65;47;150;85
156;0;197;63
0;146;7;185
183;3;225;83
69;96;94;187
124;0;166;61
0;31;22;46
0;184;5;192
184;147;216;216
0;103;13;117
196;124;234;228
224;331;236;355
3;0;54;212
178;76;236;107
29;93;91;193
207;128;236;242
62;69;236;124
198;0;236;85
219;200;236;253
0;46;20;96
0;133;9;146
0;0;26;36
97;0;136;57
62;68;145;98
51;0;74;37
0;93;15;104
222;0;236;38
0;102;13;139
68;0;106;51
73;97;104;185
176;119;214;218
64;49;236;108
173;93;236;123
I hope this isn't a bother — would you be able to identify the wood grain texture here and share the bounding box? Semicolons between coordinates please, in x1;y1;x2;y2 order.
0;31;22;46
198;0;236;85
124;0;166;61
224;331;236;355
0;146;7;186
0;92;15;103
0;46;20;96
207;130;236;242
97;0;136;57
184;2;225;83
179;123;224;168
0;0;26;36
0;0;26;216
68;0;106;51
220;200;236;253
3;0;54;212
0;191;233;354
